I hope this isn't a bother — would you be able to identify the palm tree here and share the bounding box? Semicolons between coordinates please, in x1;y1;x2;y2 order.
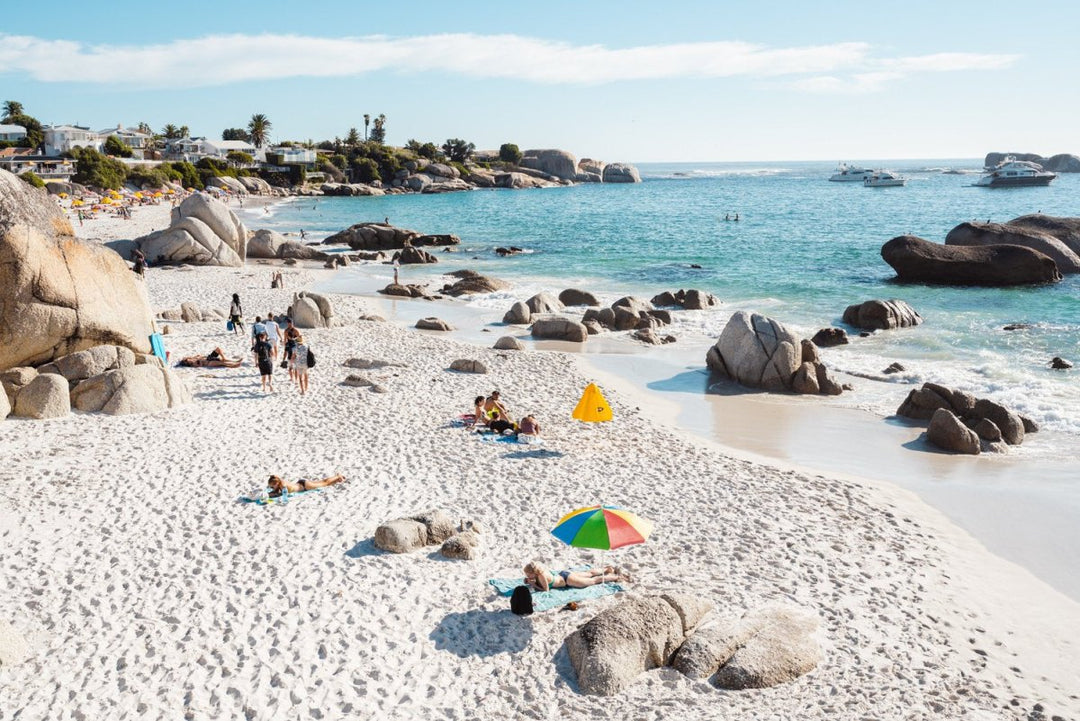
248;114;272;148
2;100;23;121
162;124;180;140
363;114;370;141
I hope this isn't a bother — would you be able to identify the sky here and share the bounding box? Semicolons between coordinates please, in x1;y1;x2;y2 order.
1;1;1076;162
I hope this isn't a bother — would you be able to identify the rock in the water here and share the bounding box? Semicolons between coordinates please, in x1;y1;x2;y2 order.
1020;415;1040;433
323;223;459;251
602;163;642;183
531;317;588;343
442;274;508;296
681;289;721;310
842;299;922;330
800;339;820;364
971;398;1024;445
1006;214;1080;256
883;362;906;374
973;418;1002;442
811;327;849;347
1051;356;1073;369
559;289;600;307
395;246;438;264
439;531;481;560
70;365;191;415
945;221;1080;274
567;594;712;696
449;359;488;374
525;292;564;315
13;373;70;419
1002;323;1033;331
503;301;532;325
416;317;453;331
631;328;676;345
881;235;1062;286
493;336;524;351
927;408;981;455
379;283;427;298
705;312;802;392
582;307;616;331
519;149;579;181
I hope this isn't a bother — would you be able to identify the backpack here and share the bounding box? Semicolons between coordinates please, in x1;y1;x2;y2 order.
306;347;316;368
510;585;534;615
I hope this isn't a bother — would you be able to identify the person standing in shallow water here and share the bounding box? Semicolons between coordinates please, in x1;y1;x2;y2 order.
230;294;244;334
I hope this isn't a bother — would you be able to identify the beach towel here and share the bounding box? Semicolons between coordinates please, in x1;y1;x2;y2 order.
488;570;625;613
479;434;546;446
238;488;324;506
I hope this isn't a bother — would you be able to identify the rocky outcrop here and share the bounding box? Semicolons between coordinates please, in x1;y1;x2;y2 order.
1;169;156;370
206;176;248;194
237;176;273;195
706;312;844;395
394;246;438;264
602;163;642;183
566;594;712;696
558;289;600;307
842;299;922;331
287;292;334;329
897;382;1029;448
37;345;135;385
322;223;460;251
1006;214;1080;256
926;408;981;455
881;235;1062;286
493;336;524;351
319;183;385;197
811;328;849;347
70;364;191;415
12;373;70;419
531;317;588;343
945;222;1080;274
650;289;721;310
503;301;531;325
984;152;1080;173
135;193;248;266
247;229;289;259
442;274;508;296
373;509;456;553
525;292;564;315
416;317;453;332
380;283;428;298
673;605;822;690
279;242;330;261
632;328;676;345
520;149;579;181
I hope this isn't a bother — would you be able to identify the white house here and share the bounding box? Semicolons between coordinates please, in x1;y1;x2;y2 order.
267;146;317;168
0;123;27;143
43;125;102;156
201;139;257;158
97;124;153;158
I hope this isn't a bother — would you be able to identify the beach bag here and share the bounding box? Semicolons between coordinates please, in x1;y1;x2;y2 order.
306;348;316;368
510;585;534;616
227;320;235;331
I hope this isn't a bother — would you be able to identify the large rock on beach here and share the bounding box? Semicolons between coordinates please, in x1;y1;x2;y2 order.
811;328;849;347
135;194;247;266
525;292;564;315
881;235;1062;286
70;364;191;415
247;229;289;259
442;274;508;296
416;317;453;332
567;594;712;696
373;509;457;554
1;367;37;407
13;373;70;419
927;408;981;455
559;289;600;307
37;345;135;384
493;336;524;351
945;222;1080;274
530;317;588;343
706;312;801;392
288;292;334;329
0;169;155;370
842;299;922;331
896;383;1026;448
278;242;330;261
520;149;579;181
602;163;642;183
503;302;531;325
394;246;438;265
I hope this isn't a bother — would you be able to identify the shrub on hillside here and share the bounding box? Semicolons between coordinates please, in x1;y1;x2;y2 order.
103;135;134;158
499;143;522;164
70;147;127;190
18;170;45;188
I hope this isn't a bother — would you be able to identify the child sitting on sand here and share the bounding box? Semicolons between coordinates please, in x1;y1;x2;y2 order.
523;562;628;591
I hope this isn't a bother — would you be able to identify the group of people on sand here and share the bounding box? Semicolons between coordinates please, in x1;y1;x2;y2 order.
468;390;541;439
178;293;314;395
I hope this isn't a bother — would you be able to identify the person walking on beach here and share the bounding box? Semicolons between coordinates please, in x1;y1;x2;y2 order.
263;312;281;360
283;319;301;383
229;294;244;334
253;331;275;392
251;316;267;349
291;334;311;395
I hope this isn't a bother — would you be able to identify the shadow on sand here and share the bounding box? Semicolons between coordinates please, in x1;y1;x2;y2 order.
430;609;534;658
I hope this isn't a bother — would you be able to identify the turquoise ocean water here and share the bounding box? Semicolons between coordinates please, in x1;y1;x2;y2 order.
245;160;1080;437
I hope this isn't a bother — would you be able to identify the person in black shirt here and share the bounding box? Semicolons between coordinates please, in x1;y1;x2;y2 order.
253;331;274;392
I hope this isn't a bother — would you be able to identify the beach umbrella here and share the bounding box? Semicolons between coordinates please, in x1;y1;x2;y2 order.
134;192;143;199
72;199;83;206
58;192;68;198
101;197;112;204
572;383;612;423
153;191;163;197
551;505;653;550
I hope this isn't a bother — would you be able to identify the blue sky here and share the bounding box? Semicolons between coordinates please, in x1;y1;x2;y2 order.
2;1;1076;162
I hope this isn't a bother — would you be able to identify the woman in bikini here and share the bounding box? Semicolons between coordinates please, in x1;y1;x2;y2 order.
266;474;346;497
178;348;242;368
523;561;628;591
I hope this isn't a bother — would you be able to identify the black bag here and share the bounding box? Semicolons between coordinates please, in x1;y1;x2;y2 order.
510;585;534;615
306;348;316;368
280;358;289;369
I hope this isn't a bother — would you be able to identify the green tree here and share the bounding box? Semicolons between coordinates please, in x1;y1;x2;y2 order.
136;121;153;135
4;113;43;149
351;157;381;183
222;127;251;141
247;114;272;148
345;127;361;146
103;135;134;158
19;170;45;188
441;138;476;163
162;161;202;189
226;151;254;165
71;147;128;190
369;114;387;145
2;100;25;121
329;154;348;170
161;124;182;140
499;143;522;164
179;125;190;138
363;114;370;141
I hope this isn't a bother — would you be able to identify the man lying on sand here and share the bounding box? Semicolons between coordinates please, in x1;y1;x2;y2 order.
178;348;242;368
523;562;629;591
267;474;346;497
517;415;541;437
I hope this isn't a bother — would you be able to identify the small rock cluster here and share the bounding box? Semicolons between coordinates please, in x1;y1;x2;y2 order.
649;289;722;311
897;382;1037;454
373;510;484;560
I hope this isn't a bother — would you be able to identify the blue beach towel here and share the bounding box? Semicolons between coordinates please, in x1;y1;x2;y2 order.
239;488;324;506
479;434;546;446
488;569;625;612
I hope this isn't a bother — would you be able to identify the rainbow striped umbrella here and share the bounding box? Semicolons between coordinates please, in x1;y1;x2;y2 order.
551;505;654;550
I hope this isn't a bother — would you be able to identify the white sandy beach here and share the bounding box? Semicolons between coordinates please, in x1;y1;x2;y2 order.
1;216;1079;719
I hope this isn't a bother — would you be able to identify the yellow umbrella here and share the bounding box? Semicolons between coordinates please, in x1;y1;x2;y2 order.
58;192;68;198
153;191;163;197
101;197;112;204
572;383;613;423
134;192;143;199
72;199;83;206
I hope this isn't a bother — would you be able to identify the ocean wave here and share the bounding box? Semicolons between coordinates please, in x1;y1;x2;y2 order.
643;168;791;180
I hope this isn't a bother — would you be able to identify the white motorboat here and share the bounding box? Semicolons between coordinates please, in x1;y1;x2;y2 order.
863;170;907;187
829;163;874;182
974;157;1055;188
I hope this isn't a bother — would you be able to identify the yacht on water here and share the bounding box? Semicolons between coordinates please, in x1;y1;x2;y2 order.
863;170;907;187
829;163;874;182
974;157;1056;188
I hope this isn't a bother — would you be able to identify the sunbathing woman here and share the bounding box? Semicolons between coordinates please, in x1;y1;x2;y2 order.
523;561;628;591
266;474;346;497
178;348;242;368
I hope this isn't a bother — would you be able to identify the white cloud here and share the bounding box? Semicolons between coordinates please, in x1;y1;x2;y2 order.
0;33;1016;90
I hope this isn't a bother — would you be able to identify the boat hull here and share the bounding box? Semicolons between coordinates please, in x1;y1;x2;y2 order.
975;175;1055;188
